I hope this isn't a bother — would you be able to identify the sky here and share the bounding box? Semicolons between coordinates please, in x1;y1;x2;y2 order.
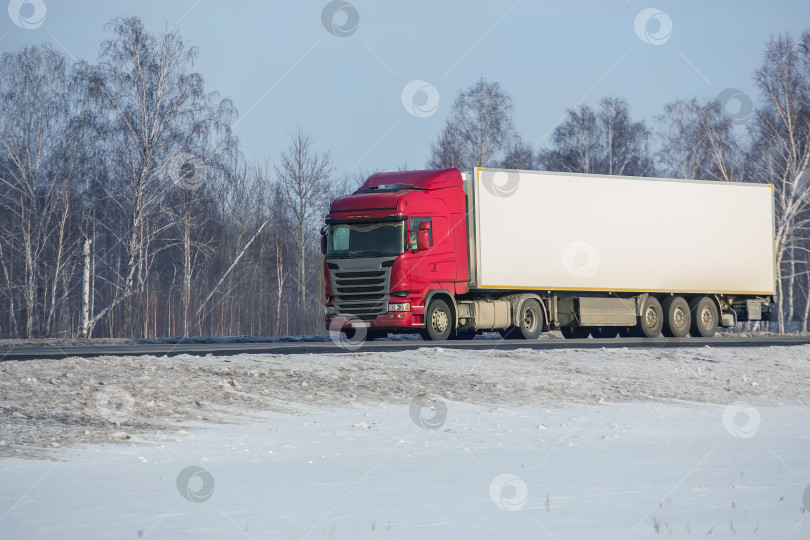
2;0;809;178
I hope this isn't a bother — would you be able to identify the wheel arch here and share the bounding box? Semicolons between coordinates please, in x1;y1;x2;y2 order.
504;293;549;332
424;289;458;328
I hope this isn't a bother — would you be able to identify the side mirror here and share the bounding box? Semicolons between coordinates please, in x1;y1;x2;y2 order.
418;222;431;231
416;230;430;251
320;230;327;255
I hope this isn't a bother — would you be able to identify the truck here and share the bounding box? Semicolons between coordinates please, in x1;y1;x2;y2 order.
321;168;775;340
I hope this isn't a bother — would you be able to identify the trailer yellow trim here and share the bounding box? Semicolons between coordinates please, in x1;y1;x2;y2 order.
476;285;775;295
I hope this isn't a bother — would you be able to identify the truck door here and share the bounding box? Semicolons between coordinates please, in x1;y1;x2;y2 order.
408;216;454;296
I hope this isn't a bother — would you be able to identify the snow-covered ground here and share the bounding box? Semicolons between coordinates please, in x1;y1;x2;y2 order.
1;345;809;538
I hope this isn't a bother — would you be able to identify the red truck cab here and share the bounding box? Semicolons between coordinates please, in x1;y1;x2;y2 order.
322;168;468;338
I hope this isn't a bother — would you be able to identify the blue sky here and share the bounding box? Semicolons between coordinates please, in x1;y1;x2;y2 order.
2;0;809;176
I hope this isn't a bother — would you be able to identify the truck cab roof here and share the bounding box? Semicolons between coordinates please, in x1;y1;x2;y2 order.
327;169;465;221
358;168;462;191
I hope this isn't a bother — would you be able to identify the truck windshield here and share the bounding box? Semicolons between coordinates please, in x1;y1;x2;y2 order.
326;221;404;258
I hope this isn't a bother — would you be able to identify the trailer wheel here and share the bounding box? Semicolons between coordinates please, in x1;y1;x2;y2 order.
689;296;718;337
662;296;690;338
420;298;453;341
638;297;663;337
592;326;619;338
561;326;590;339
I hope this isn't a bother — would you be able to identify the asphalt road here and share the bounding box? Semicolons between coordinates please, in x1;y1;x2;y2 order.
1;335;809;361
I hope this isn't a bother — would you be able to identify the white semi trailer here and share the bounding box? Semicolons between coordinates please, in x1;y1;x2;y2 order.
323;167;775;339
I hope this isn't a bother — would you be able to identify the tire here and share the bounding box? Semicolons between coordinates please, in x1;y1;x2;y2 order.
638;296;663;338
451;330;476;340
514;299;544;339
689;296;718;338
592;326;619;338
561;326;590;339
420;298;453;341
661;296;690;338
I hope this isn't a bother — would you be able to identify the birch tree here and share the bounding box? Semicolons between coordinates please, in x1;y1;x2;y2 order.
748;32;810;332
428;124;463;169
0;45;74;337
75;16;235;336
428;78;515;168
499;135;537;170
539;97;653;176
276;129;333;313
656;97;743;182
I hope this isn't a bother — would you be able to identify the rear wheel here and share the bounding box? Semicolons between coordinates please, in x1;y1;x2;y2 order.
515;299;544;339
592;326;620;338
689;296;718;338
561;326;590;339
420;299;453;341
662;296;690;338
637;296;663;337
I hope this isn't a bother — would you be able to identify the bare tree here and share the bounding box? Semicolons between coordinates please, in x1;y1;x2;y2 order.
539;97;653;176
428;78;515;169
0;18;346;340
539;104;598;173
656;97;743;181
266;186;291;335
0;45;74;337
747;32;810;332
74;17;235;336
499;135;537;170
428;124;463;169
276;129;333;314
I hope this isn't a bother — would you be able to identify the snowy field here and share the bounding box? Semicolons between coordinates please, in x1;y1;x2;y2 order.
1;345;809;538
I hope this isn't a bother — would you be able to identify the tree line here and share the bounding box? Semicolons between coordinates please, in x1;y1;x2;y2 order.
0;17;808;337
0;17;347;339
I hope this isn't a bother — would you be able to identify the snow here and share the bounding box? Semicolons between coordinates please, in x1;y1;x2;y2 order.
1;346;809;538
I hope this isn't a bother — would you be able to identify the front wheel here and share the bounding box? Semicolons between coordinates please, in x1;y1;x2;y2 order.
420;298;453;341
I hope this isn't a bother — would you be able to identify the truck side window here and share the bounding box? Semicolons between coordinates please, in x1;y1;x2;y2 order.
409;217;433;250
332;225;350;251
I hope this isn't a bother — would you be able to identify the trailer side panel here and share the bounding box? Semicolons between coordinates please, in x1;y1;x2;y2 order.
471;168;775;295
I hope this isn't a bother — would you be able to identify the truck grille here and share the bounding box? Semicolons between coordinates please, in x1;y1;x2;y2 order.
328;258;394;320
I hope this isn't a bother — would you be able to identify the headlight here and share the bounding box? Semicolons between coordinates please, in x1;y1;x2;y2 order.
387;302;410;312
325;306;336;315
